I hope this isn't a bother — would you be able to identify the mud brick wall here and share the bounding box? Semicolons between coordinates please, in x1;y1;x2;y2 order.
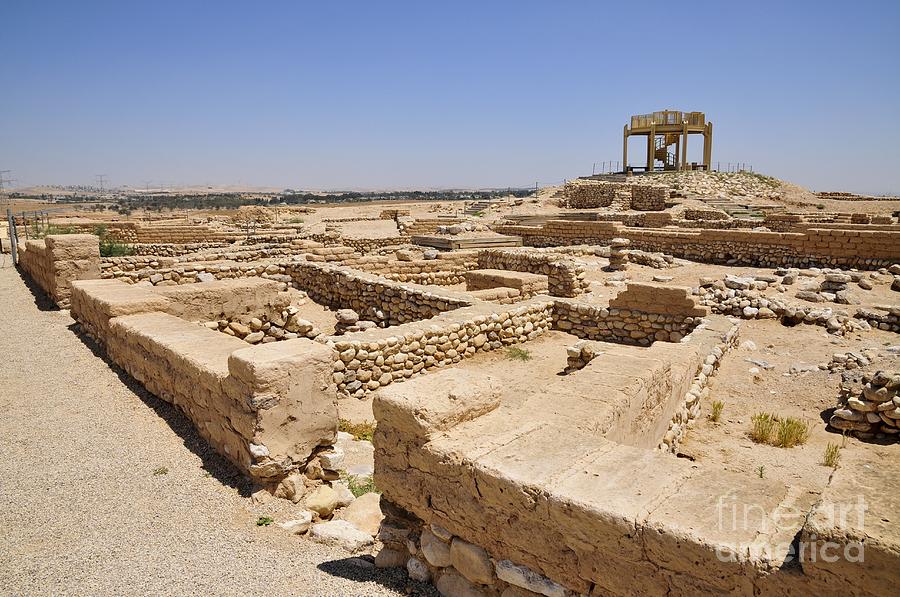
285;261;472;326
69;278;336;483
106;313;335;483
552;283;707;345
332;299;554;398
476;248;588;297
17;234;101;307
492;220;900;269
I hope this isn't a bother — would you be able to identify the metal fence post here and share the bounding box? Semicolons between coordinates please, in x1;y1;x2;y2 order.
7;208;18;265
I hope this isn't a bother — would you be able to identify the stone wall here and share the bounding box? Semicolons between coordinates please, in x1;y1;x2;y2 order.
629;184;668;211
371;315;889;596
285;261;473;326
493;220;900;269
17;234;101;307
563;180;627;209
55;221;238;244
70;278;337;484
476;248;588;297
553;283;707;345
331;299;554;398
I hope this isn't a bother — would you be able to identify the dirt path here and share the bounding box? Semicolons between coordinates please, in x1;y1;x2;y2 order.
0;264;427;596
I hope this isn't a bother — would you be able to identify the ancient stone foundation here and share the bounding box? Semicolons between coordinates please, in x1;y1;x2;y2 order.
17;234;101;307
70;278;338;483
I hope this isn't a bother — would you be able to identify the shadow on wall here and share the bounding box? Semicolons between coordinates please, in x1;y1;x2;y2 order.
316;557;439;596
16;268;58;312
66;320;253;497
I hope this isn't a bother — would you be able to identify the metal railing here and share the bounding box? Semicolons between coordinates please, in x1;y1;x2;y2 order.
630;111;705;129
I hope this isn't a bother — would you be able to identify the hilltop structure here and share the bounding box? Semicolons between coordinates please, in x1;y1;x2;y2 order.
624;109;713;173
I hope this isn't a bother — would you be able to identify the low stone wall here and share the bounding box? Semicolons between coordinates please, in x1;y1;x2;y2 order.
493;220;900;269
553;283;707;345
629;184;667;210
56;222;238;244
71;278;290;345
70;277;337;483
476;248;588;297
464;269;548;297
128;242;233;256
17;234;101;307
564;180;628;209
684;208;729;220
331;299;554;398
103;260;289;286
345;251;476;286
285;261;473;326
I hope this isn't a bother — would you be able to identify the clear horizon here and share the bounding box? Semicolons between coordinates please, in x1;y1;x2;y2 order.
2;0;899;195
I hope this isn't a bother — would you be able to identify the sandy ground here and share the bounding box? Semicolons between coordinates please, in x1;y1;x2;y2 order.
684;319;899;489
0;263;435;597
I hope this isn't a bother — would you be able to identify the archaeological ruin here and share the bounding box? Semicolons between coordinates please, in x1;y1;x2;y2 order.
5;169;899;597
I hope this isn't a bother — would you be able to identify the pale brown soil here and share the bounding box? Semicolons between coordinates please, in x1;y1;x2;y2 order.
683;318;899;492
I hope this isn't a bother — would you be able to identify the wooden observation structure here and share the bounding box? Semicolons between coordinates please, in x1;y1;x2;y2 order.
623;110;712;172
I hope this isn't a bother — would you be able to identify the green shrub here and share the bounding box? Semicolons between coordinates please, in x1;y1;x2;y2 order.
750;412;777;444
507;347;532;361
822;442;841;468
256;516;274;526
338;419;375;442
345;474;378;498
775;417;809;448
710;400;725;422
750;413;809;448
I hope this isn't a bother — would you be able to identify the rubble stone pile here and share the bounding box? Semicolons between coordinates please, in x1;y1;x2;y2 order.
606;237;630;271
829;370;900;440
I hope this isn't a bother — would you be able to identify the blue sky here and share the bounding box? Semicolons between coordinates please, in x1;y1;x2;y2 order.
2;1;899;193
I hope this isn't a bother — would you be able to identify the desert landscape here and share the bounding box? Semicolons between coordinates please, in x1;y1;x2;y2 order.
3;160;899;596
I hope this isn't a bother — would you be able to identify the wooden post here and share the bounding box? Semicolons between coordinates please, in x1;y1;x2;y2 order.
622;125;628;173
681;122;689;171
703;122;713;170
647;124;656;172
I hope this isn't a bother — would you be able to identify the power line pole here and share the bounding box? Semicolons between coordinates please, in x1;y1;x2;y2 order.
95;174;108;193
0;170;12;193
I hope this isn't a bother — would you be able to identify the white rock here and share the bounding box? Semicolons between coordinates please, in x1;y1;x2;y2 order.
495;559;568;597
309;520;374;552
277;510;314;535
318;446;345;471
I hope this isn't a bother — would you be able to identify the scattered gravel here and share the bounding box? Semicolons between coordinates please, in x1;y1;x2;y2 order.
0;265;435;596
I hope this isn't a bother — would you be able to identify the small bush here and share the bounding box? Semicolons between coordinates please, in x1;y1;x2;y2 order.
816;203;825;210
710;400;725;422
756;465;765;479
345;474;378;498
152;466;169;476
775;417;809;448
750;413;809;448
286;217;304;224
823;442;841;468
338;419;375;442
256;516;274;526
507;347;532;362
750;412;777;444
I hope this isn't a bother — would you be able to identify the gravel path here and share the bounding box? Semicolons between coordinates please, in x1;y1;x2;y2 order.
0;264;428;596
